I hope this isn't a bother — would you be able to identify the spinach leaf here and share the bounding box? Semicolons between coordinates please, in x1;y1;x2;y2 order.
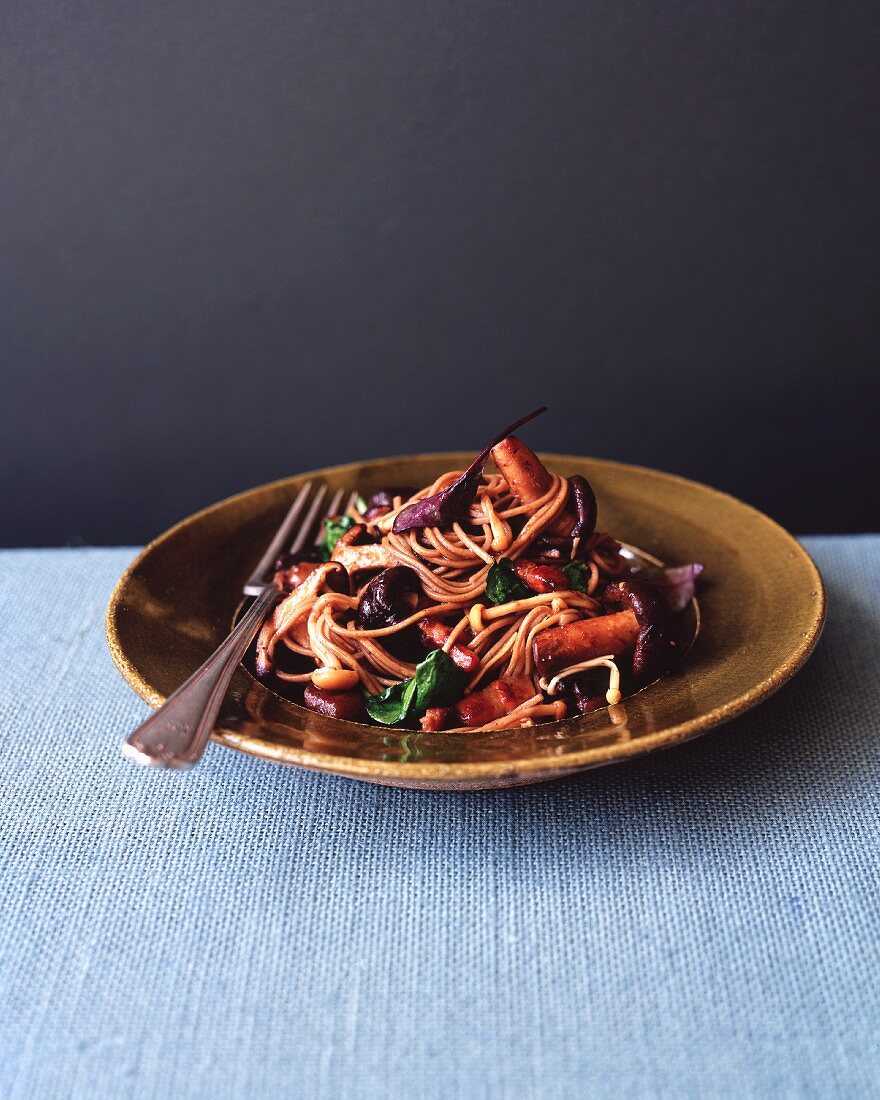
563;559;589;593
318;514;354;561
485;558;531;605
365;649;464;726
365;676;419;726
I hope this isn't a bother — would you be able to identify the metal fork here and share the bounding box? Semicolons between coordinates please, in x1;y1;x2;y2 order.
121;482;357;770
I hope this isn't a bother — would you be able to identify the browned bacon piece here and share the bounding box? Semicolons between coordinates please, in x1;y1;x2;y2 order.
420;706;455;732
418;618;480;673
453;676;535;729
491;436;554;504
491;436;574;535
303;684;367;722
513;560;571;593
533;610;640;677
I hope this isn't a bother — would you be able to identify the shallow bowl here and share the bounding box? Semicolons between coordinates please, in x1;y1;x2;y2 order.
106;454;825;789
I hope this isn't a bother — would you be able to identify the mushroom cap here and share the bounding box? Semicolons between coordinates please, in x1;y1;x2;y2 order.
568;475;598;540
357;565;421;629
603;579;677;683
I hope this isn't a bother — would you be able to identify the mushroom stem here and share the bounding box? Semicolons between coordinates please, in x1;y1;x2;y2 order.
604;580;678;684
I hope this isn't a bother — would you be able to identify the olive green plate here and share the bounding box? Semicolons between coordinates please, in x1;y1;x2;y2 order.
106;454;825;789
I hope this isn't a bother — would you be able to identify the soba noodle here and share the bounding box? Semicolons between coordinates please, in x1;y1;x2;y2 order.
257;466;636;731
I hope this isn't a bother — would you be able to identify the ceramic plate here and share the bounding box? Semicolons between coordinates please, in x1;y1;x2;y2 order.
106;454;825;789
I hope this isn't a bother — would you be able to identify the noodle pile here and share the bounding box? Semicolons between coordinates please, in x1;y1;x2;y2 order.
258;466;630;731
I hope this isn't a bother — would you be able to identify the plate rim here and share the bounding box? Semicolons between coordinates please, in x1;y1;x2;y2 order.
106;452;827;783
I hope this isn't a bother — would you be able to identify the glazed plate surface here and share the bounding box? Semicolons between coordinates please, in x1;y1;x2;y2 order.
106;454;825;789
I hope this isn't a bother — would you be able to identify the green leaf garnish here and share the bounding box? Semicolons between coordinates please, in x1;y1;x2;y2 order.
562;559;589;593
318;514;354;561
365;649;464;726
485;558;531;605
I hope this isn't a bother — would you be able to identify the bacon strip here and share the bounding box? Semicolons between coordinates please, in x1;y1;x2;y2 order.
453;676;535;729
303;685;367;722
491;436;574;535
533;611;639;677
420;706;455;732
491;437;553;504
418;617;480;673
513;560;571;593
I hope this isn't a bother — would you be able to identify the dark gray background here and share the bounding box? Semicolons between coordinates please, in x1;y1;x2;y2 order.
2;1;877;547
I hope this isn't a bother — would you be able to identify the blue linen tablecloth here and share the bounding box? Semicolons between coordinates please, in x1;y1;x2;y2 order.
1;537;878;1098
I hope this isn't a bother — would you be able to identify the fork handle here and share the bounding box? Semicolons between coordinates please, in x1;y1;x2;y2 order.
121;585;283;770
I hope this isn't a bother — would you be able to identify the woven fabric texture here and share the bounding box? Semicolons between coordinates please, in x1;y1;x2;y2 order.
0;538;877;1099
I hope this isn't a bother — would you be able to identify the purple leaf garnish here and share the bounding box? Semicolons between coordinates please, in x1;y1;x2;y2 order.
392;407;549;533
630;562;703;612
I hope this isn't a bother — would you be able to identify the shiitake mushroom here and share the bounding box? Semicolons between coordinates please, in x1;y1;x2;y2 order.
357;566;421;630
603;579;678;684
